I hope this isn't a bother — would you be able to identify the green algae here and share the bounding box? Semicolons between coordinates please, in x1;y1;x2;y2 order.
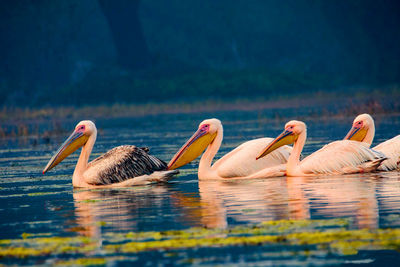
78;199;99;203
105;235;282;253
241;208;257;213
21;233;33;239
20;232;52;239
103;228;400;254
103;218;350;244
55;257;106;266
0;246;50;258
0;240;11;245
0;235;97;258
0;218;399;259
27;191;61;197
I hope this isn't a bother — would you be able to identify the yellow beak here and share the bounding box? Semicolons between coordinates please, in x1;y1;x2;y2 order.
256;129;295;160
344;126;368;142
43;130;89;174
167;128;217;170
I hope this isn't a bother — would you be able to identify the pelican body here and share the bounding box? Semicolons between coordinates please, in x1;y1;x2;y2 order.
167;118;292;179
257;120;386;176
43;120;178;188
344;114;400;171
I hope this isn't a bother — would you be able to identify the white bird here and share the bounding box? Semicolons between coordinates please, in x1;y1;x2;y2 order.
256;120;386;176
344;113;400;171
43;120;178;188
167;118;292;179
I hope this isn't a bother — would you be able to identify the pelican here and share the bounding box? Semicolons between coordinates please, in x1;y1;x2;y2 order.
344;113;400;171
43;120;178;188
256;120;386;176
167;118;292;179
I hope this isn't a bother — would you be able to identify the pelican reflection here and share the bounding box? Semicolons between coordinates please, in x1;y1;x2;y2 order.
71;186;173;237
69;173;398;236
198;178;290;228
197;173;390;229
285;174;381;229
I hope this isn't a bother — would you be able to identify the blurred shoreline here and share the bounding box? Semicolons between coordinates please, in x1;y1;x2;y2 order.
2;86;399;122
0;87;399;142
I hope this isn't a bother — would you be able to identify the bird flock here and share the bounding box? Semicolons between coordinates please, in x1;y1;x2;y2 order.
42;114;399;188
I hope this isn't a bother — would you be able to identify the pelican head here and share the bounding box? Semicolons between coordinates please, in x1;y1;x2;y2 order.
344;114;374;144
167;118;221;170
43;120;96;174
256;120;305;160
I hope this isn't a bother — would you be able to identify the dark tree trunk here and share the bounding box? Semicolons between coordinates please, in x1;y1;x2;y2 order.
98;0;150;70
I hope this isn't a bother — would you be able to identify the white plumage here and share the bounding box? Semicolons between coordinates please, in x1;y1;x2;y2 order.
344;114;400;171
168;119;292;179
373;135;400;171
300;140;386;175
258;120;386;176
213;137;291;178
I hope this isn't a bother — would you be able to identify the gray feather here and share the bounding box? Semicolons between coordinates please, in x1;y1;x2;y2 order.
87;146;167;185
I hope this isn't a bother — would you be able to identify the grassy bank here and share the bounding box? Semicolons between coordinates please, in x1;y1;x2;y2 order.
2;85;399;122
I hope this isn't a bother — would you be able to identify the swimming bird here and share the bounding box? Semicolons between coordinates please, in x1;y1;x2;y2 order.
43;120;178;188
344;113;400;171
167;118;292;179
256;120;386;176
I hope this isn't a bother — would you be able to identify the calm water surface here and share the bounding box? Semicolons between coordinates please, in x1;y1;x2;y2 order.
0;110;399;265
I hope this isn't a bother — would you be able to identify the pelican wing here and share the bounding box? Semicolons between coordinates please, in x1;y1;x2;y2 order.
300;140;385;174
213;137;292;178
374;135;400;171
85;146;167;185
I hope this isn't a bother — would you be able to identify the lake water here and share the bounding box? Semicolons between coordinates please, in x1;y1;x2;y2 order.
1;109;399;265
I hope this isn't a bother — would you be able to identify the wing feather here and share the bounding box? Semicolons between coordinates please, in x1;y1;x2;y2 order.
214;137;292;178
374;135;400;171
84;146;167;185
300;140;385;174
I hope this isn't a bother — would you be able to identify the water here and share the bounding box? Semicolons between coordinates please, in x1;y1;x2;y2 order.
0;110;399;265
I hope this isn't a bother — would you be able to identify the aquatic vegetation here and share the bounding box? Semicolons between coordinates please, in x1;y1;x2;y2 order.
0;235;97;259
106;228;400;255
97;221;107;227
77;199;100;203
27;191;61;197
1;218;399;262
55;257;106;266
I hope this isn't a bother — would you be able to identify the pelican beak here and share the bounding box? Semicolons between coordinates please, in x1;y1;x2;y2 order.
167;126;217;170
256;129;295;160
344;125;367;142
43;129;89;174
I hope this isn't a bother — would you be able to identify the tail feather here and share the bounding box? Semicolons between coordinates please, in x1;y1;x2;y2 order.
361;157;387;173
342;157;386;174
146;170;179;183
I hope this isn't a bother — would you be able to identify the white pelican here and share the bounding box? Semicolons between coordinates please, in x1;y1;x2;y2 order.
43;120;178;188
344;113;400;171
256;120;386;176
167;118;292;179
